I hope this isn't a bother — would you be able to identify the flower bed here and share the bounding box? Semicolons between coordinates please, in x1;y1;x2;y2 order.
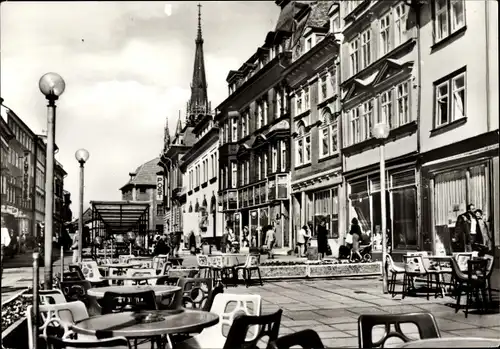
1;289;31;349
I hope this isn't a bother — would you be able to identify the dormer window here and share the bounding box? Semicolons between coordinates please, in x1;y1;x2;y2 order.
306;37;312;50
330;12;340;33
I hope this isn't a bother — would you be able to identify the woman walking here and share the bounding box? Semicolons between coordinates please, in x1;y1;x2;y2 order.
317;219;328;260
349;218;363;262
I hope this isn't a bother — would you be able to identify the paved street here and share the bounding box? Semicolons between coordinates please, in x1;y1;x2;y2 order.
2;252;499;347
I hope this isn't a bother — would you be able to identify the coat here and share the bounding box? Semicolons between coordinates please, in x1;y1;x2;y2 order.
317;225;328;253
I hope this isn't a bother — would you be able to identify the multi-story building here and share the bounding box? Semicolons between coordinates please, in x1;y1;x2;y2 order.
120;158;165;248
159;4;212;247
216;0;303;252
338;0;420;259
1;99;15;217
54;160;67;241
33;136;47;234
287;1;343;253
417;0;499;257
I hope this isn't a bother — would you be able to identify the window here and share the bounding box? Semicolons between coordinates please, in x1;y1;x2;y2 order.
350;107;361;145
245;160;250;185
156;204;164;216
271;145;278;172
361;100;373;141
435;70;466;127
295;123;310;167
320;75;328;101
231;162;237;188
434;0;465;42
296;90;303;115
361;29;371;69
231;117;238;142
380;12;391;56
380;90;394;127
349;37;360;75
331;13;340;33
257;102;264;129
224;122;229;143
280;140;287;171
396;81;410;127
263;153;268;178
240;163;244;186
276;91;282;118
394;3;408;47
319;108;338;158
241;113;247;137
263;100;268;125
257;155;262;181
304;87;310;110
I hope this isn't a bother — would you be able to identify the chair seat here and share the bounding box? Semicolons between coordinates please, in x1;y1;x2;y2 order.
390;266;405;273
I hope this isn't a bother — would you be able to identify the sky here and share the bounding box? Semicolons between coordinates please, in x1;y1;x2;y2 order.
1;1;279;217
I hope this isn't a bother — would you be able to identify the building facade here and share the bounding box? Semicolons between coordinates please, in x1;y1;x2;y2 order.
287;1;344;253
1;100;15;219
417;0;499;258
54;160;67;242
216;0;306;252
120;158;165;249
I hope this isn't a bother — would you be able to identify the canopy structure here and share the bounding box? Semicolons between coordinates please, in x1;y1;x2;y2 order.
90;200;150;236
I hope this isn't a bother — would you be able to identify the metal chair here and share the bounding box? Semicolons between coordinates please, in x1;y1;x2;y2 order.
386;254;405;297
269;329;325;349
235;254;263;287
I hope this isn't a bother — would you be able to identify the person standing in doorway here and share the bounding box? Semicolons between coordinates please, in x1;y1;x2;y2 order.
296;225;310;258
454;204;477;252
475;209;492;254
71;230;80;264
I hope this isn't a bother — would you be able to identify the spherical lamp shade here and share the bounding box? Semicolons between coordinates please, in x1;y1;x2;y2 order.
372;123;390;140
75;148;90;163
39;73;66;98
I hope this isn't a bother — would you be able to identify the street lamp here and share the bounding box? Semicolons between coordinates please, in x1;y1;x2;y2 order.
75;148;89;263
39;72;65;289
372;122;390;294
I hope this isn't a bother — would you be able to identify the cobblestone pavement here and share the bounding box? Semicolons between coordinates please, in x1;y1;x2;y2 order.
3;254;499;347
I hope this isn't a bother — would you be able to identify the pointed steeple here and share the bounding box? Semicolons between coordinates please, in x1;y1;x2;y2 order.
163;118;171;152
175;112;183;135
186;3;210;126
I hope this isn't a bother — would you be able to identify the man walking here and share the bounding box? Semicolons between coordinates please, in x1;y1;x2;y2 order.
1;218;12;279
71;230;80;264
453;204;478;252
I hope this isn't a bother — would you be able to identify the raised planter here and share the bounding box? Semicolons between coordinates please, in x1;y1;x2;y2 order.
308;262;381;278
259;265;308;279
1;289;31;349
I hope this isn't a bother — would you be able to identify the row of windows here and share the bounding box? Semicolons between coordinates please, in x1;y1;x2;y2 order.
220;141;288;190
187;152;217;190
294;68;337;117
7;120;34;153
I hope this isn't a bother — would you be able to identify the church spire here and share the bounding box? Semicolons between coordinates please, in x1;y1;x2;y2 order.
175;111;183;135
163;118;171;152
186;3;209;127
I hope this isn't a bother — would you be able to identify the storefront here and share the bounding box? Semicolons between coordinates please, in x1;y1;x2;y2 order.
221;174;290;249
421;141;499;256
346;162;418;255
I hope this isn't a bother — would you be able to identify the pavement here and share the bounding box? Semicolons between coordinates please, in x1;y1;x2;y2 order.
2;252;499;347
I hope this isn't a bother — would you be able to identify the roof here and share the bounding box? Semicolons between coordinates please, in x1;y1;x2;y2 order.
120;158;161;190
91;201;150;233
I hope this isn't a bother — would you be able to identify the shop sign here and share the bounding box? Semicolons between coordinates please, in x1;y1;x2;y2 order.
156;176;164;201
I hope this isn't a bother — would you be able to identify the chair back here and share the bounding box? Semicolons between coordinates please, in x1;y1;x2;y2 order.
406;252;432;270
68;265;86;281
194;293;262;349
39;289;67;305
153;255;169;270
403;255;426;274
44;335;130;349
358;312;440;348
467;259;488;280
79;261;102;282
124;268;157;286
453;253;473;272
196;254;209;267
62;272;83;282
208;255;223;268
101;290;157;314
244;254;260;268
118;255;134;264
59;280;92;303
179;278;214;310
450;257;468;281
223;309;282;349
156;277;183;309
269;329;325;349
385;254;399;273
132;259;154;269
27;301;89;349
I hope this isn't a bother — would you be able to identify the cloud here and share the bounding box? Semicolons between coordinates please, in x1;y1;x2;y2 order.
1;1;279;212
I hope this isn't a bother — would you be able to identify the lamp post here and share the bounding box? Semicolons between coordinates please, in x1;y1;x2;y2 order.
372;122;390;294
39;72;65;289
75;148;89;263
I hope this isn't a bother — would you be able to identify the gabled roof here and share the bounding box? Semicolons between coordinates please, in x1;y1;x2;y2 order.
120;157;161;190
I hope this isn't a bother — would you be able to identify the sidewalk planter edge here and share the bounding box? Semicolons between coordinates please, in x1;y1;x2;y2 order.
1;289;30;349
307;262;382;278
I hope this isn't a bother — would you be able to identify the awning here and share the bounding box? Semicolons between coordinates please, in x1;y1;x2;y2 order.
91;200;150;234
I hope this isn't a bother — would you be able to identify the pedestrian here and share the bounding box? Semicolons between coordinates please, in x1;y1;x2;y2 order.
154;234;171;256
349;218;363;262
265;225;276;259
296;225;310;258
317;219;329;260
453;204;477;252
71;230;79;264
189;231;196;255
241;226;250;247
475;209;492;254
1;218;12;279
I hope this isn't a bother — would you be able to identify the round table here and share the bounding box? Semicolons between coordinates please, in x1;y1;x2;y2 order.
87;285;180;298
102;263;141;269
71;309;219;337
396;337;500;348
102;275;163;285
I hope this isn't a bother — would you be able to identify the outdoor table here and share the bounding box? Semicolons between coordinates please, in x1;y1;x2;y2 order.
396;337;500;348
71;309;219;339
87;285;180;298
102;274;163;285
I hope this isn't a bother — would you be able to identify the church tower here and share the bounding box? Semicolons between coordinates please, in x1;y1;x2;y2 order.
163;118;171;153
186;3;211;127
